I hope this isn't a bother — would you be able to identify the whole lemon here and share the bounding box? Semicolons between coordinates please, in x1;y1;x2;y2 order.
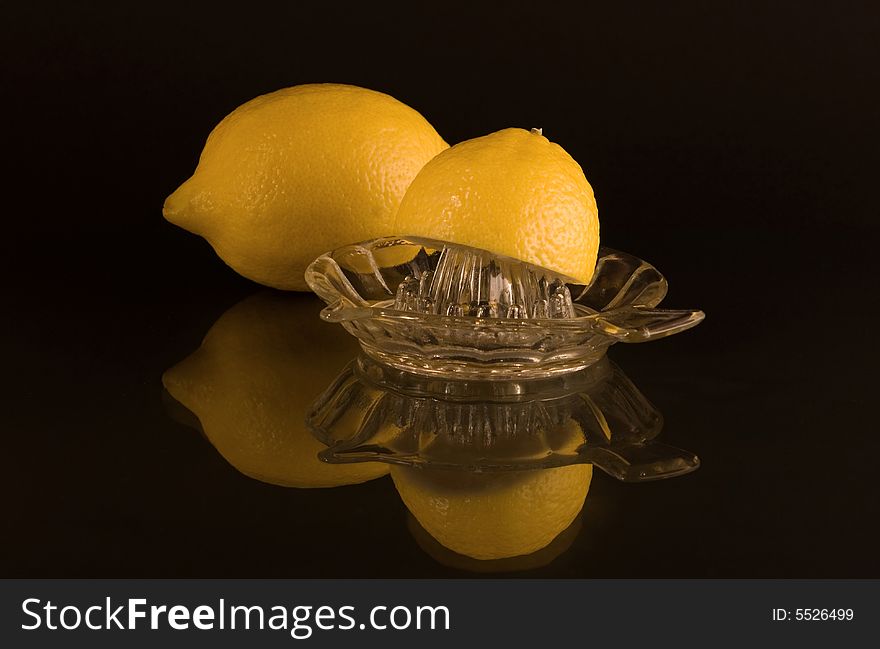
163;84;448;290
391;464;592;560
163;291;389;487
393;127;600;283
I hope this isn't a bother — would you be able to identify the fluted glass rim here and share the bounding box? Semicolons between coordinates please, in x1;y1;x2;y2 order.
305;235;704;339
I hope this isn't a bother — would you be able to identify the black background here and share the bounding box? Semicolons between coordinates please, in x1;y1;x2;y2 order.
2;1;879;576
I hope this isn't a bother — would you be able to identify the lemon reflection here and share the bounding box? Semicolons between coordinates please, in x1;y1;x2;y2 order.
162;291;389;487
392;464;592;561
407;513;583;573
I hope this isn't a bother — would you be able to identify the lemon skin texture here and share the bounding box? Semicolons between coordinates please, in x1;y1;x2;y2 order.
393;127;599;284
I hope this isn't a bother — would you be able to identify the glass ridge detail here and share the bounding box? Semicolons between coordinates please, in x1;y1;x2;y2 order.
393;246;575;319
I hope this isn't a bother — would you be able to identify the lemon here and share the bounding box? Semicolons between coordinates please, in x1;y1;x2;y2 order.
391;464;592;560
162;291;389;487
163;84;448;291
394;127;600;283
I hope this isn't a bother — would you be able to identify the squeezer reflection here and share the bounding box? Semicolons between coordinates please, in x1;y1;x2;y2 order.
309;354;697;480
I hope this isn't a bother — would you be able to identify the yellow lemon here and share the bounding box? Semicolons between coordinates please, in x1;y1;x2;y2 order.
391;464;592;560
162;291;389;487
164;84;448;291
394;127;600;283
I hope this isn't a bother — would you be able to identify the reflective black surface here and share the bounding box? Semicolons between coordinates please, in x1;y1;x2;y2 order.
4;2;879;576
